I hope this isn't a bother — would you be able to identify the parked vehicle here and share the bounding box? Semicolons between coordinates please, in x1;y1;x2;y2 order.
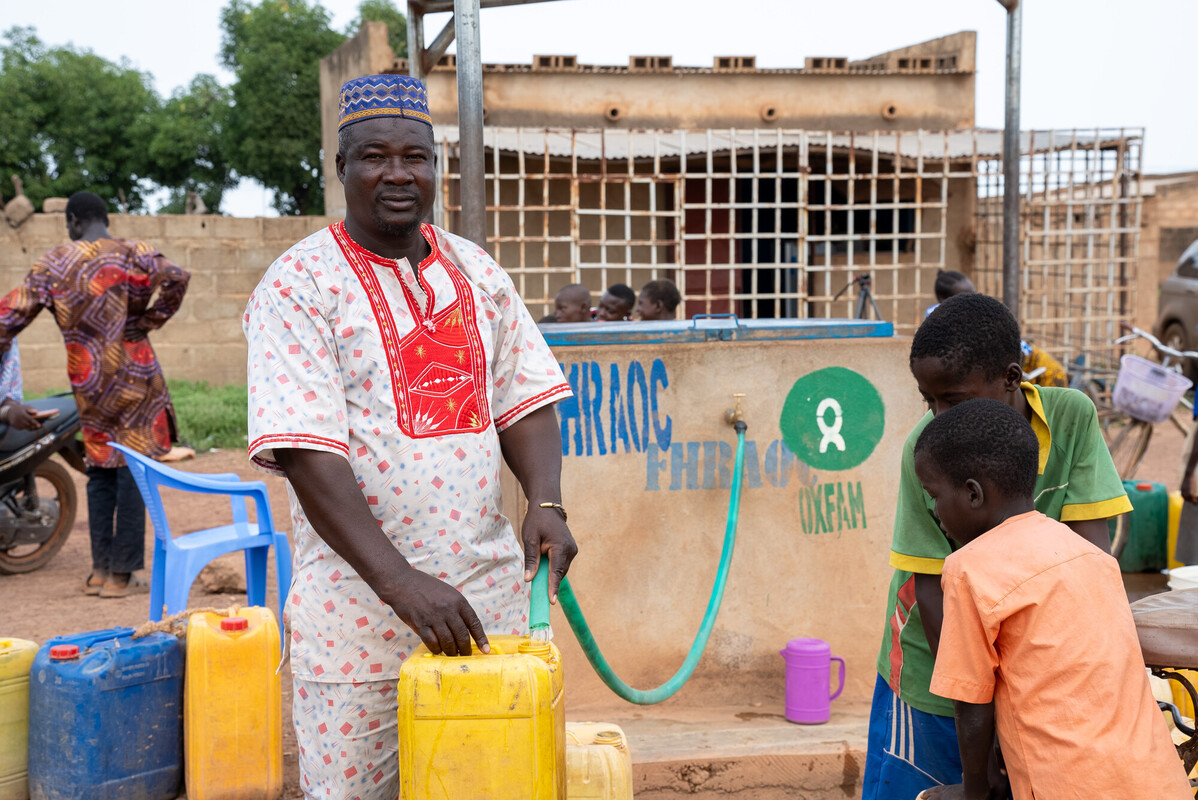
0;394;87;574
1156;238;1198;383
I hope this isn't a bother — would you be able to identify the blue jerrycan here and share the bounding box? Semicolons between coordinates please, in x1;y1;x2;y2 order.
28;627;183;800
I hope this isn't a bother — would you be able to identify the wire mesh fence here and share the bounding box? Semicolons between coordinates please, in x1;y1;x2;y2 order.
973;129;1143;375
435;126;1142;351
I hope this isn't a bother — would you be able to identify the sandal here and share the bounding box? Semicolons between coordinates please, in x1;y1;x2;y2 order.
99;572;151;599
83;570;108;596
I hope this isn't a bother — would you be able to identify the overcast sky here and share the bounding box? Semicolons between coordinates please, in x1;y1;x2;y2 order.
6;0;1196;216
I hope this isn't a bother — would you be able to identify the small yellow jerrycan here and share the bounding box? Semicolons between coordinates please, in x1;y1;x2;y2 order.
0;638;37;800
185;608;282;800
565;722;634;800
397;634;565;799
1168;490;1185;570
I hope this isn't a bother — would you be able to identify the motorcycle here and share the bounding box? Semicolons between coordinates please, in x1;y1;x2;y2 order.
0;393;87;574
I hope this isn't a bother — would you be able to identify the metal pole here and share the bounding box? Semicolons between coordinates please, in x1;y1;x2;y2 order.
455;0;487;248
999;0;1022;318
423;17;457;75
406;2;425;83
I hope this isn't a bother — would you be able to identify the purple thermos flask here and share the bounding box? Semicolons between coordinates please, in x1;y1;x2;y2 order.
779;638;845;724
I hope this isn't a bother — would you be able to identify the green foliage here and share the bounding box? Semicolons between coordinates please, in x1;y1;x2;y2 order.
351;0;408;59
1;1;410;219
0;27;160;211
167;380;248;451
145;75;237;214
220;0;347;216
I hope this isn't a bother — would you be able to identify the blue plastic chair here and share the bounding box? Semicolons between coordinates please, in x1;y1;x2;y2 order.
111;443;290;638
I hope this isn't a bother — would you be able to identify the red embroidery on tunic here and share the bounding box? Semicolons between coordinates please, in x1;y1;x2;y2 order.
331;223;490;439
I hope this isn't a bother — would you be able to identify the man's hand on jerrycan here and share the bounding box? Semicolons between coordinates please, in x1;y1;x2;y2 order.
387;567;491;657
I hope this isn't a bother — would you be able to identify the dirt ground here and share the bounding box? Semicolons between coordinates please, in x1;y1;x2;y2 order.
3;422;1190;797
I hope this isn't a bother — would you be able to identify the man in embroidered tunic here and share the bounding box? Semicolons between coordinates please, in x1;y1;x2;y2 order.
243;75;576;797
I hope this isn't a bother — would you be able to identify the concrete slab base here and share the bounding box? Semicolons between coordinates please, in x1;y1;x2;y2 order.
566;701;870;799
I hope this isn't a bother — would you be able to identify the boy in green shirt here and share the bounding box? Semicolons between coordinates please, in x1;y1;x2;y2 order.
860;293;1131;800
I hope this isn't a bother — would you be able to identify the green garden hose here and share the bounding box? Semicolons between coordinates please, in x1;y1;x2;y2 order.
529;420;748;704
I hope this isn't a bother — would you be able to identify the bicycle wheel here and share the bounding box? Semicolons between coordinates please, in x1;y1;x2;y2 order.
1080;372;1120;438
1106;419;1153;481
1109;513;1130;560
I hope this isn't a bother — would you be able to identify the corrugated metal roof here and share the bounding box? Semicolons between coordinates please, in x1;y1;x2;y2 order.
431;128;1142;162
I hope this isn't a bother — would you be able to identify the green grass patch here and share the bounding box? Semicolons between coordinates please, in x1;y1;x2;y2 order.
167;380;247;452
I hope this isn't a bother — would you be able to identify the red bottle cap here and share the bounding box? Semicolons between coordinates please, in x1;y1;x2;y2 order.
1136;482;1153;492
221;617;249;632
49;644;80;660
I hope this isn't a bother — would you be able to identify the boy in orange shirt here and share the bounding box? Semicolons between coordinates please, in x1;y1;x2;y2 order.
914;398;1190;800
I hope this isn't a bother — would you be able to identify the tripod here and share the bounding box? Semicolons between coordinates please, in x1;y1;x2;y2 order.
832;274;884;321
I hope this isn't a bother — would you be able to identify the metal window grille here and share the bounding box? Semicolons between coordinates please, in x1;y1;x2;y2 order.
436;127;1142;350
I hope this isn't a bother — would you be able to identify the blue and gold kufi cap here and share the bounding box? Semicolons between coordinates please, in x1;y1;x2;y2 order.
338;74;432;130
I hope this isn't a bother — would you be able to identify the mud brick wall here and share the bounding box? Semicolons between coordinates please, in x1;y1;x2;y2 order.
1140;179;1198;330
0;214;338;394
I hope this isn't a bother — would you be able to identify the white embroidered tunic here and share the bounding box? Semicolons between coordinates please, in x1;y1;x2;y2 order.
244;222;571;681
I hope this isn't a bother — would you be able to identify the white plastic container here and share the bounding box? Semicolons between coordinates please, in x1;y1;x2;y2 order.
1112;355;1192;423
565;722;633;800
1167;565;1198;591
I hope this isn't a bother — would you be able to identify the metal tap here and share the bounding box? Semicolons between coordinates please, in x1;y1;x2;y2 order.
724;393;746;427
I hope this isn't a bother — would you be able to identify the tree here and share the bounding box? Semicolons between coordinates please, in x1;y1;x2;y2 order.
0;27;160;211
145;75;238;214
350;0;408;59
220;0;346;216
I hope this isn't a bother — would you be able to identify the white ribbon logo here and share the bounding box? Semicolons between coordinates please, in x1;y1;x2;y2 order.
817;397;845;454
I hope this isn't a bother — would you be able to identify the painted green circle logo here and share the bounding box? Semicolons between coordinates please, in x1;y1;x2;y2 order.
780;367;885;471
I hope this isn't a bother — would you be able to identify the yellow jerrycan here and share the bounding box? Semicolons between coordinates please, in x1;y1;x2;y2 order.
398;634;565;799
0;638;37;800
565;722;634;800
1168;490;1185;570
185;608;282;800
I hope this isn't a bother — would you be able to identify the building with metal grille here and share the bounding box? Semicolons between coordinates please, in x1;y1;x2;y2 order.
321;24;1144;367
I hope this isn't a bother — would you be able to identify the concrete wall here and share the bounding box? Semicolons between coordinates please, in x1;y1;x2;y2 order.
0;213;337;394
421;71;976;131
320;24;977;217
520;334;924;708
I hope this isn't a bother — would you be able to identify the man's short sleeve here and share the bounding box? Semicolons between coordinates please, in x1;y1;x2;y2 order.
1058;391;1132;521
889;415;953;575
930;566;998;704
486;269;571;431
243;252;348;475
